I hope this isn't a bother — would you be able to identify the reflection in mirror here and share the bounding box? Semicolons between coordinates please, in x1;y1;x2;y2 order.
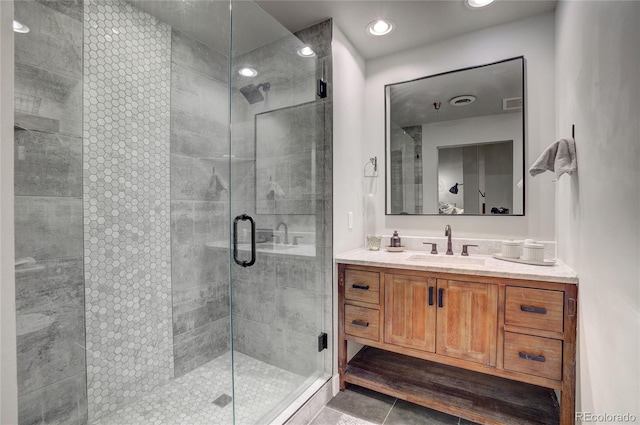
386;57;525;215
437;141;513;215
255;102;321;215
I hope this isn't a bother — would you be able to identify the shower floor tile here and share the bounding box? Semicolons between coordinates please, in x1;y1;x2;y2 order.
90;351;307;425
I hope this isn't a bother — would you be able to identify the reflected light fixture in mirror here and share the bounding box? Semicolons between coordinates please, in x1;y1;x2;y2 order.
297;46;316;57
466;0;495;8
367;19;395;36
238;67;258;77
13;20;30;33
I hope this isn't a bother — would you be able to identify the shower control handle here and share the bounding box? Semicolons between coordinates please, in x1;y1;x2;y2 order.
233;214;256;267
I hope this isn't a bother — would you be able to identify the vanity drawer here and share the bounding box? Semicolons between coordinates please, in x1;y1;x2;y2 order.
345;269;380;304
505;287;564;333
504;332;562;381
345;304;380;342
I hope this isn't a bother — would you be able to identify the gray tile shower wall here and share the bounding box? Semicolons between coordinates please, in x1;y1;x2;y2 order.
230;19;333;378
403;125;423;214
170;30;231;377
298;19;334;378
83;0;173;420
13;1;87;424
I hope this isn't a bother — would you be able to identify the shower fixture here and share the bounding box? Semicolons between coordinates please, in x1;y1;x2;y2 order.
239;82;271;104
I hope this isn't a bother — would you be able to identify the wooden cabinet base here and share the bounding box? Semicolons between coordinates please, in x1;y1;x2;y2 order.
337;262;577;425
344;347;560;425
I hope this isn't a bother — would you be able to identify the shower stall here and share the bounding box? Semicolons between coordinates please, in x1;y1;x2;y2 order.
13;0;332;423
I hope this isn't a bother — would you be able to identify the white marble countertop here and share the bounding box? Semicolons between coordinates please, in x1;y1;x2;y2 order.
205;241;316;257
335;248;578;284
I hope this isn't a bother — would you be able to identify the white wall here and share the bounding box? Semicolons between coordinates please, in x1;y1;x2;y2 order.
364;12;556;240
555;1;640;421
0;1;18;423
332;25;366;255
332;25;367;366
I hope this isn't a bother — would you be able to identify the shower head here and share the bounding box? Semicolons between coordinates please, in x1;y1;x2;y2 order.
239;82;271;104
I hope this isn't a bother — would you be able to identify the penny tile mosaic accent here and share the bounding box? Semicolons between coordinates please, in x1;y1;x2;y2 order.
83;0;173;420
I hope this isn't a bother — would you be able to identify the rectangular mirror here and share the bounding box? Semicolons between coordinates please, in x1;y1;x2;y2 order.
385;57;525;215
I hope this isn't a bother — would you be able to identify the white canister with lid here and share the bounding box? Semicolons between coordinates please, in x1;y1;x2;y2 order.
523;240;545;262
501;240;521;258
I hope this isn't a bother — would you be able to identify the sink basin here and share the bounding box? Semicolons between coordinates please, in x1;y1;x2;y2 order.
406;254;485;266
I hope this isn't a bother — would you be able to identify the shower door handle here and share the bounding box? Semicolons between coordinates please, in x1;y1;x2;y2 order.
233;214;256;267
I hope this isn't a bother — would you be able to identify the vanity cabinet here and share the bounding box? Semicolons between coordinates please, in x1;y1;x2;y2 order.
384;274;436;351
338;261;578;425
434;279;498;366
383;275;498;365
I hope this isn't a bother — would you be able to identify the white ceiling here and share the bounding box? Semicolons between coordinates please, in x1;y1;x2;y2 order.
132;0;556;61
256;0;557;60
389;57;523;127
130;0;293;56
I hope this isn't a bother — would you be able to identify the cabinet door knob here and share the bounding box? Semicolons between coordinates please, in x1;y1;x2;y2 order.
438;288;444;308
428;286;434;306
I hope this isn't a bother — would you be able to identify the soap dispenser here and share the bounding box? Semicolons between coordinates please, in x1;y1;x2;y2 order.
391;231;401;247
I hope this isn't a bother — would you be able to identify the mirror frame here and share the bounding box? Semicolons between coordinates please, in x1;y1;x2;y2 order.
384;56;526;216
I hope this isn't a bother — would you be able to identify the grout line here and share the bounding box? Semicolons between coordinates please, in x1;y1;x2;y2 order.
381;398;397;425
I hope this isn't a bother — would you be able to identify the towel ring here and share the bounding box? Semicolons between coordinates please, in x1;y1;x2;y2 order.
364;156;378;178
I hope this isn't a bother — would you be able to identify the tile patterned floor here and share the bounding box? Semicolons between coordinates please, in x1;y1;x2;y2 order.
309;385;479;425
90;351;307;425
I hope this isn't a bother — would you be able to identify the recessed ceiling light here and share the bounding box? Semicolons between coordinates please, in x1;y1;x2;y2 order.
297;46;316;57
366;19;395;36
238;67;257;77
450;95;477;106
13;20;30;34
466;0;495;8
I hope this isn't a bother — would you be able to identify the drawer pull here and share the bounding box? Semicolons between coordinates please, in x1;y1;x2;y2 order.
520;305;547;314
438;288;444;308
351;320;369;327
428;286;434;306
352;284;370;290
519;352;546;363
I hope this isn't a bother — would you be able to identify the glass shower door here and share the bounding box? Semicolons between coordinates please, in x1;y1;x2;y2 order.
228;2;331;423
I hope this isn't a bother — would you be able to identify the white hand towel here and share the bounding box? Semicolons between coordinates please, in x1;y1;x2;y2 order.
528;137;577;181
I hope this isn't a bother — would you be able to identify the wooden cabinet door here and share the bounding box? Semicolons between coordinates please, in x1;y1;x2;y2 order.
384;274;437;352
436;280;498;366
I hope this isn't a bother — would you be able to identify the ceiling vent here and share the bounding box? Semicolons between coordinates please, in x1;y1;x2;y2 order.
503;97;523;111
449;95;476;106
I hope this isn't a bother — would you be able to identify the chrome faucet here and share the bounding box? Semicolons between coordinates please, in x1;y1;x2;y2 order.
276;222;289;244
445;224;453;255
